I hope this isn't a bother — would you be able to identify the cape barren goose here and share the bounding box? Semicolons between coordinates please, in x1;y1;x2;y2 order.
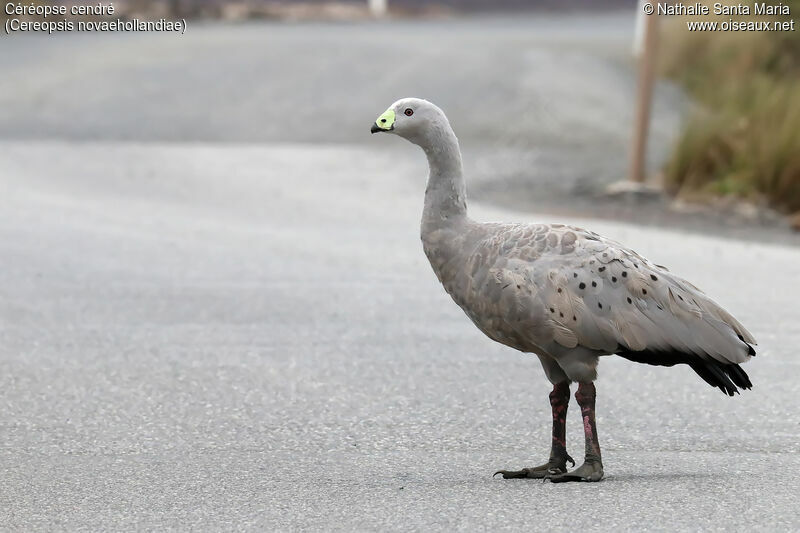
371;98;756;482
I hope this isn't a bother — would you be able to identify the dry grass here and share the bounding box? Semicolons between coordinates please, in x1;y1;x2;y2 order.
659;1;800;213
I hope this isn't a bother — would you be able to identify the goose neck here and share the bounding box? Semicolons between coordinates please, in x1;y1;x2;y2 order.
421;129;467;227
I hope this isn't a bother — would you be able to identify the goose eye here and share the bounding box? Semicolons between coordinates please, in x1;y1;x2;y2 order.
404;108;414;116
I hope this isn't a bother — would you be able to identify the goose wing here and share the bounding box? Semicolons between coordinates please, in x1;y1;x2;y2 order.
474;223;756;393
533;227;755;358
522;225;756;394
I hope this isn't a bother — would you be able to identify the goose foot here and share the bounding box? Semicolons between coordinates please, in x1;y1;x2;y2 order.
548;458;604;483
494;453;575;479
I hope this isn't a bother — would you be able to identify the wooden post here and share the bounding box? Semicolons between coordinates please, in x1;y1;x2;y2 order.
629;3;659;184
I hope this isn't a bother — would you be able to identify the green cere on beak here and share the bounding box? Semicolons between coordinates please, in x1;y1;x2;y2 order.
371;108;396;133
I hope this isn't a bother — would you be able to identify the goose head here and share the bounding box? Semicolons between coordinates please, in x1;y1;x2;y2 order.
370;98;452;147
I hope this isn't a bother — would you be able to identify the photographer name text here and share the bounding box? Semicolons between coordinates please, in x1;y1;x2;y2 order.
657;2;790;16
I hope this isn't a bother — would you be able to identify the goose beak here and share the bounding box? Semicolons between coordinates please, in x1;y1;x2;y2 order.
371;108;396;134
370;121;394;134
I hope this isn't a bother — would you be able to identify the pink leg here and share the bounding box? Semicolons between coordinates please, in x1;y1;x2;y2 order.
550;382;604;483
548;381;573;466
575;382;601;463
495;381;574;479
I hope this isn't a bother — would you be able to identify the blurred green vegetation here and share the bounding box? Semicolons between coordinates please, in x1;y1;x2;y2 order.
660;0;800;214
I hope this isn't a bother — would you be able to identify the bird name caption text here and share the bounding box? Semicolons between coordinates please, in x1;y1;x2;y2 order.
641;2;796;32
4;2;187;35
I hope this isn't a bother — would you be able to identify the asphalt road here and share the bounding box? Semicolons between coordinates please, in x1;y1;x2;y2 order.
4;16;795;243
1;141;799;531
0;14;685;201
1;13;799;532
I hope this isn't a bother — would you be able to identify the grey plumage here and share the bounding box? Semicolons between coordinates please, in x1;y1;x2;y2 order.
427;219;755;393
371;97;756;480
373;97;755;393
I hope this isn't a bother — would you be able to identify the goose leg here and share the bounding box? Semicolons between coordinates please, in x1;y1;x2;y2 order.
550;382;604;482
494;381;575;479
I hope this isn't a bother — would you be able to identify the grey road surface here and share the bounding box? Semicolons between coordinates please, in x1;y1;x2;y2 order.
4;16;795;243
1;141;798;531
0;15;685;203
